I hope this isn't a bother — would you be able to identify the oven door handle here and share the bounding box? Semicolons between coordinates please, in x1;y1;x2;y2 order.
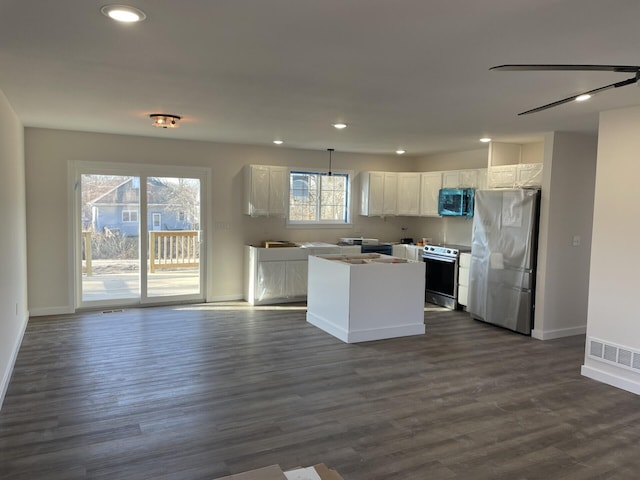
422;255;457;263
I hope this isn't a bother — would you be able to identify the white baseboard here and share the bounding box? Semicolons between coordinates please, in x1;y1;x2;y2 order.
207;294;244;302
307;312;425;344
0;314;28;412
581;365;640;396
29;306;74;317
531;325;586;340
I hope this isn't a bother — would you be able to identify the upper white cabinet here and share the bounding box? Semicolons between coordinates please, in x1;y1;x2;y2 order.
243;164;288;216
442;169;486;189
420;172;442;217
397;173;421;216
360;171;398;216
487;141;543;188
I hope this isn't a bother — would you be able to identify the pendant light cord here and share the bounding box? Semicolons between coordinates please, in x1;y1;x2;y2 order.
327;148;334;176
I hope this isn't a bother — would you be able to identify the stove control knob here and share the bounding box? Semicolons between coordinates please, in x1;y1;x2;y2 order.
446;249;451;254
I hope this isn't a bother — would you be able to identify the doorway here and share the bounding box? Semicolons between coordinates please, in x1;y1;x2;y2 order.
75;163;207;308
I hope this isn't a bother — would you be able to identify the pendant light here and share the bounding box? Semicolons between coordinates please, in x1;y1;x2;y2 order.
327;148;334;176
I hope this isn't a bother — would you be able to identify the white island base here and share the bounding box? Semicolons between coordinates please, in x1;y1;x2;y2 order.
306;254;426;343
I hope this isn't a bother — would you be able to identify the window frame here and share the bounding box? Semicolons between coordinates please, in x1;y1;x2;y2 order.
122;209;139;223
287;169;352;226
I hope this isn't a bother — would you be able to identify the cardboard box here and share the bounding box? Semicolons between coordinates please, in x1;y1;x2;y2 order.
214;464;287;480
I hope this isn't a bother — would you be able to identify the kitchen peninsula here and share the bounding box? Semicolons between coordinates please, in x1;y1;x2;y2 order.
306;254;426;343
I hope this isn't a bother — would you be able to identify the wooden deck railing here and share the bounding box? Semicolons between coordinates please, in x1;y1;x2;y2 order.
82;230;200;276
149;230;200;273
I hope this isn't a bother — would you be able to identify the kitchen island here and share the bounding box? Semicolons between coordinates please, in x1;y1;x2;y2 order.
306;254;426;343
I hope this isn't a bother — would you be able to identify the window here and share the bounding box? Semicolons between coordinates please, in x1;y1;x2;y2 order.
152;213;161;230
288;171;350;224
122;209;138;223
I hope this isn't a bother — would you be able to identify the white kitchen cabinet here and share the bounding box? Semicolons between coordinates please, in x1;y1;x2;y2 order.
516;163;543;187
458;253;471;308
442;169;483;189
487;163;542;188
243;164;288;217
244;246;310;305
285;260;308;298
397;173;421;216
360;171;398;216
392;244;407;258
306;255;426;343
487;165;518;188
405;245;423;262
420;172;442;216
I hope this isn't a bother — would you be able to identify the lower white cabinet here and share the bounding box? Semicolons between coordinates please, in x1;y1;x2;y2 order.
392;244;424;261
245;246;310;305
458;253;471;308
244;245;362;305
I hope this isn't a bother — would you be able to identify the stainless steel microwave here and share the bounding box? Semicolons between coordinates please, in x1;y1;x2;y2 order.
438;188;474;217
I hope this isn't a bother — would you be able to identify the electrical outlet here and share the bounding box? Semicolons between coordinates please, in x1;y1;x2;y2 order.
572;235;581;247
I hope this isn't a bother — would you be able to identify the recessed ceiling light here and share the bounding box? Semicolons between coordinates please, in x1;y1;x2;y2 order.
575;94;592;102
101;5;146;23
273;140;284;145
396;149;406;155
479;137;492;143
150;114;181;128
332;123;347;130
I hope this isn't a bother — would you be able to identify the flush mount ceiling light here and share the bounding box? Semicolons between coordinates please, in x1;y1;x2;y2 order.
396;149;406;155
575;94;592;102
101;4;146;23
150;114;181;128
479;137;492;143
273;140;284;145
332;123;347;130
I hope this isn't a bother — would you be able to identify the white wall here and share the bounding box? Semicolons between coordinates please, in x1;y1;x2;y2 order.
533;132;597;340
582;106;640;394
25;128;419;314
0;88;28;409
414;148;488;171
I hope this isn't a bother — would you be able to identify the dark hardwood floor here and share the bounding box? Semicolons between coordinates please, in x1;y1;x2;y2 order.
1;303;640;479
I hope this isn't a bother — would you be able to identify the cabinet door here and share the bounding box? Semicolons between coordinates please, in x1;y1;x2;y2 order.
268;166;288;216
382;172;398;215
442;171;461;188
285;260;308;297
257;261;286;301
406;245;423;262
459;169;480;188
487;165;517;188
420;172;442;216
246;165;270;216
516;163;543;187
397;173;420;215
392;244;407;258
366;172;385;216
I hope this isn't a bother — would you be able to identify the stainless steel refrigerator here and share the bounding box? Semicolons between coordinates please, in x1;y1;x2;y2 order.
467;188;540;334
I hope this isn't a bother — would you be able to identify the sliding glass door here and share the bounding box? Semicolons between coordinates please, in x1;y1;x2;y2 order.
76;164;206;308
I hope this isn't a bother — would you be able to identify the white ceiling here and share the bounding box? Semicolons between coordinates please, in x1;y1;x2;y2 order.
1;0;640;155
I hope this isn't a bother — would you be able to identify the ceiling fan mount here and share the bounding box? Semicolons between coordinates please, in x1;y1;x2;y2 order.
491;64;640;115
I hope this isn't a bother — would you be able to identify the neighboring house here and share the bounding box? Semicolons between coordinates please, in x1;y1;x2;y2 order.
88;177;196;236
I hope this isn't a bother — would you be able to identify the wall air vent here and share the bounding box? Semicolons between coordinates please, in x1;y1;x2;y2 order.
588;337;640;374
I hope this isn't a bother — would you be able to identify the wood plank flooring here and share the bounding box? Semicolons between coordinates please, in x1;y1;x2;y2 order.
1;303;640;479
